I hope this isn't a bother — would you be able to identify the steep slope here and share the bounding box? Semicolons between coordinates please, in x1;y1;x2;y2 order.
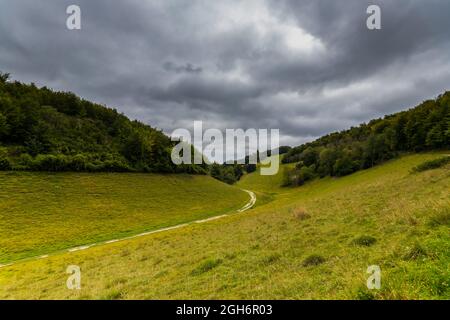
281;92;450;186
0;172;249;263
0;74;205;174
236;159;292;194
1;153;448;299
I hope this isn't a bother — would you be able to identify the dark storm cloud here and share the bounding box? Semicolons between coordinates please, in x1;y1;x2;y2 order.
163;62;202;74
262;0;450;89
0;0;449;147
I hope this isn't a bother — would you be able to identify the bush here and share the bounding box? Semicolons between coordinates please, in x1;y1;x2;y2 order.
352;235;377;247
302;254;326;267
245;163;257;173
403;243;428;260
17;153;134;173
0;156;11;170
32;154;69;171
428;208;450;227
260;253;281;266
356;287;376;300
333;157;358;177
282;165;316;187
0;147;11;170
209;164;241;184
69;154;89;171
18;153;33;167
86;162;103;172
293;208;311;220
412;156;450;172
0;112;9;138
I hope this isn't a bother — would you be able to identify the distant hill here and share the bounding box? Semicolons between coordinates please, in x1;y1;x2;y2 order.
0;72;206;174
1;72;448;184
282;91;449;186
0;72;284;183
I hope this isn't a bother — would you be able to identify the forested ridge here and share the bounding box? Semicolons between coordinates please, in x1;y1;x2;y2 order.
0;72;206;174
282;91;450;186
1;72;448;186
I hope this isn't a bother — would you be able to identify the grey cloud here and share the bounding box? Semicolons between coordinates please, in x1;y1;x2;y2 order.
163;62;202;74
0;0;449;148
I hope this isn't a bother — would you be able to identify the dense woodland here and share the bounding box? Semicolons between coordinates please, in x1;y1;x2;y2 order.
281;92;450;186
0;73;265;183
0;73;208;175
1;72;448;185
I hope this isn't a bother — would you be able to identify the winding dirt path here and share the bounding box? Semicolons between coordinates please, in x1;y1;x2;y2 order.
0;189;256;269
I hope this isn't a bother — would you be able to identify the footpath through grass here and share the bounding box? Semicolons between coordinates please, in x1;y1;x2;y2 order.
0;153;448;299
0;173;249;263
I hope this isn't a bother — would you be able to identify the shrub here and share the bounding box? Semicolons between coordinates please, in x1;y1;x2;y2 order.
0;112;9;138
356;287;376;300
85;161;103;172
32;154;69;171
69;154;89;171
352;235;377;247
101;290;124;300
293;208;311;220
0;147;11;170
302;254;326;267
403;243;428;260
333;157;358;177
0;156;11;170
282;165;316;187
260;253;281;266
102;159;131;172
299;165;316;181
18;153;33;167
412;156;450;172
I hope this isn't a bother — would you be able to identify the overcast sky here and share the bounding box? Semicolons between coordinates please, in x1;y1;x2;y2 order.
1;0;449;147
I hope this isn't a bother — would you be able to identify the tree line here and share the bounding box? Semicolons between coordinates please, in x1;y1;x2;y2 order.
281;91;450;186
2;72;447;185
0;73;206;175
0;72;276;184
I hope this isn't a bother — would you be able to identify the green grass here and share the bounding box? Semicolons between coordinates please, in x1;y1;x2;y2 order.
0;153;449;299
237;160;294;194
0;172;249;263
412;155;450;172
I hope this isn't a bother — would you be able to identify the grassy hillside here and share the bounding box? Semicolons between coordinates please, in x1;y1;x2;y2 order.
236;160;293;194
0;73;206;174
281;92;449;186
1;153;448;299
0;173;249;264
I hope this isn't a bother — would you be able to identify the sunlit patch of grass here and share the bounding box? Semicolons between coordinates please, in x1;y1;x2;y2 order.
0;153;448;299
0;173;248;263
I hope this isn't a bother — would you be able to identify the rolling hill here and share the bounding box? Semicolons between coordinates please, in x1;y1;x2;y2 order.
0;172;249;264
0;73;205;174
1;74;449;300
1;153;448;299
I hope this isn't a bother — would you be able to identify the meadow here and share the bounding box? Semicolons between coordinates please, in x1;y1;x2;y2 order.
0;172;249;264
0;153;448;299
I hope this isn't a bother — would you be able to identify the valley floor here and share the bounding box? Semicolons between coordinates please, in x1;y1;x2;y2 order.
0;153;448;299
0;173;249;264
